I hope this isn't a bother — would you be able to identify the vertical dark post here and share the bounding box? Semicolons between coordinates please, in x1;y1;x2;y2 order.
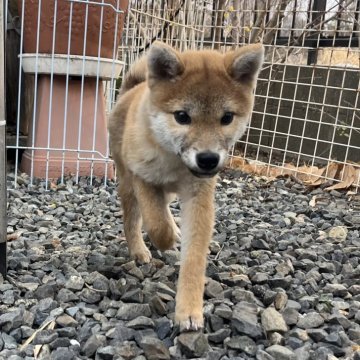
0;0;7;277
307;0;326;65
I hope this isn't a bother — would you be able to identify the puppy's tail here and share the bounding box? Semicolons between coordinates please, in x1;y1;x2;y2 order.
119;55;147;95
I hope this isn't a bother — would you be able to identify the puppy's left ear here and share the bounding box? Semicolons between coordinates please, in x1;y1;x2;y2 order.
225;43;264;85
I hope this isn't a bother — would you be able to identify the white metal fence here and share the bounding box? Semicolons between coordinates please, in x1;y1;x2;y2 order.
5;0;360;191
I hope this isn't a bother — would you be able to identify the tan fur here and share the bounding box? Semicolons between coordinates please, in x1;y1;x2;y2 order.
108;41;264;330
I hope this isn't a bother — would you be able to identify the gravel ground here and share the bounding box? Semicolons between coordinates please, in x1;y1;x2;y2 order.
1;169;360;360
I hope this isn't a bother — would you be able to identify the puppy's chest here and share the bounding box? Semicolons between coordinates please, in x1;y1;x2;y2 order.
129;151;186;185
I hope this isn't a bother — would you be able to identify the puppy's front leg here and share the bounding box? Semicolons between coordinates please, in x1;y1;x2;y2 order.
175;179;216;331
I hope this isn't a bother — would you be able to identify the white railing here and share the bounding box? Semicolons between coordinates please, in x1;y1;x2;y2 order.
5;0;360;191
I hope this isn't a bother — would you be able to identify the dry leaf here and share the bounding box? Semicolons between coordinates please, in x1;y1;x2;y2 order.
20;319;55;351
325;165;357;191
34;345;43;359
51;238;61;249
324;162;339;180
297;165;324;184
7;233;19;241
229;155;359;191
50;181;58;190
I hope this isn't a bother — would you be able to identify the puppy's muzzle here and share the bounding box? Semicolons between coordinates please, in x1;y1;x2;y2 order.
196;152;220;171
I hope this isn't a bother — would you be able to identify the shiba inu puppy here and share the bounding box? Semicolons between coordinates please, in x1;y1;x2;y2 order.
108;41;264;330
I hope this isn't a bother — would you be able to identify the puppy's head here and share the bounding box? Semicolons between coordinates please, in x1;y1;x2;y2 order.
146;41;264;178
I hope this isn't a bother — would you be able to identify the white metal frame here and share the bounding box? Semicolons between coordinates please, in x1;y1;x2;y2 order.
0;0;7;276
6;0;360;191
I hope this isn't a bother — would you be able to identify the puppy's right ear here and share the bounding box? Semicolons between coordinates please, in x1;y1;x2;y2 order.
225;43;264;86
147;41;184;82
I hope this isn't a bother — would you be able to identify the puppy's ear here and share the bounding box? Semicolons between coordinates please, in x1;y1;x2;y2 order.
225;43;264;85
147;41;184;82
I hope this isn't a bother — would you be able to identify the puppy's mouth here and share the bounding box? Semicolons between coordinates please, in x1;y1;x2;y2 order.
189;169;219;178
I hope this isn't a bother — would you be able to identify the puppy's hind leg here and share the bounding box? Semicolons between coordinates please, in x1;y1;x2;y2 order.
119;176;152;264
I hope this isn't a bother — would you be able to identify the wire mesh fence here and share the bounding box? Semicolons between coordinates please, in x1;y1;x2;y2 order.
5;0;360;191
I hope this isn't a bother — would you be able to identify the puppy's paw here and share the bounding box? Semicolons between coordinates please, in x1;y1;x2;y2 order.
175;308;204;332
148;226;179;251
129;245;152;264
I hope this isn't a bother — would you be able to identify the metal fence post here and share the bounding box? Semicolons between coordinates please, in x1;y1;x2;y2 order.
0;0;7;277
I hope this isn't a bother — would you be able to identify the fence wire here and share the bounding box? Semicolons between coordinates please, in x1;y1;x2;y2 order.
5;0;360;191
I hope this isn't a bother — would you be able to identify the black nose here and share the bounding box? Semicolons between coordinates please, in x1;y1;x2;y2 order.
196;152;220;171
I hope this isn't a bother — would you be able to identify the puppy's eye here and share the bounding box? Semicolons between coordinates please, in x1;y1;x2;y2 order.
221;112;234;125
174;111;191;125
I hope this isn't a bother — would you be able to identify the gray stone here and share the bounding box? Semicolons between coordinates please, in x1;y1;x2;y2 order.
307;329;328;342
85;272;109;292
256;350;275;360
134;329;157;345
251;273;269;284
0;309;23;332
2;333;17;350
269;332;284;345
178;332;209;358
82;334;106;357
324;332;342;347
289;328;309;342
56;288;79;303
49;337;71;350
80;288;102;304
214;304;232;320
216;272;251;287
155;283;176;298
268;276;292;290
251;238;270;250
150;295;167;316
205;279;224;298
286;336;303;350
209;314;224;332
266;345;296;360
33;330;58;345
139;337;170;360
207;328;231;344
323;284;349;297
282;307;299;326
274;292;288;311
49;347;75;360
34;284;55;299
206;349;227;360
56;327;77;338
261;307;288;333
65;276;84;291
328;312;352;329
106;325;135;341
155;317;172;340
121;289;144;303
226;335;257;356
348;326;360;341
231;302;263;339
127;316;155;329
294;345;312;360
297;312;324;329
96;346;116;360
55;314;78;328
21;325;35;339
117;303;151;321
316;343;346;357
